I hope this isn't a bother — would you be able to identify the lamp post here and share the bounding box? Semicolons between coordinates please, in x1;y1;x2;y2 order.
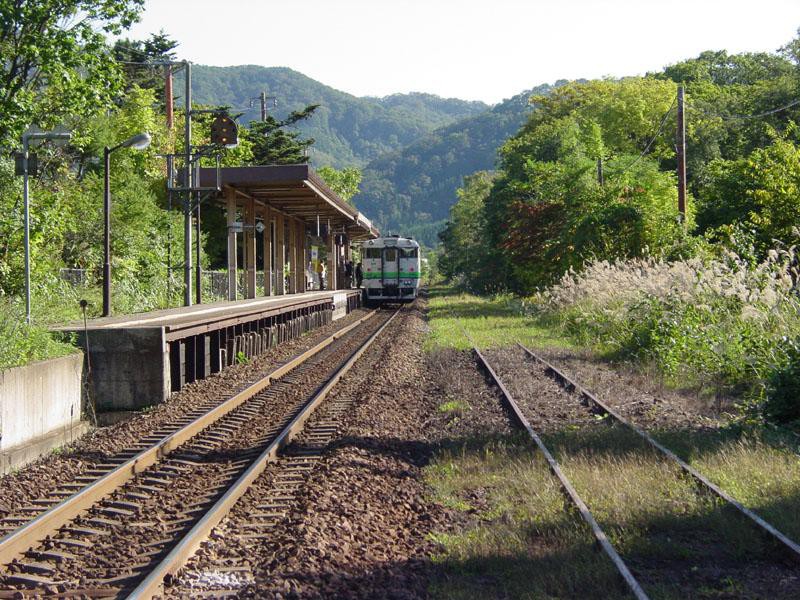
103;132;151;317
21;131;72;324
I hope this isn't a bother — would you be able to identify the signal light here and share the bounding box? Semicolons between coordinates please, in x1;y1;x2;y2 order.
211;114;238;148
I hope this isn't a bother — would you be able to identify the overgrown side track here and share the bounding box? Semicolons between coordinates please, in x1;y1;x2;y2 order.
0;307;400;598
470;344;649;600
518;343;800;562
481;342;800;598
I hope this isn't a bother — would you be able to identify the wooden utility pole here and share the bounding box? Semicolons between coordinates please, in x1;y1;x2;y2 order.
676;86;687;221
164;65;174;129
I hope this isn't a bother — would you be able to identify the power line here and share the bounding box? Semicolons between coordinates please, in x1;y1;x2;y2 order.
614;96;677;175
687;97;800;121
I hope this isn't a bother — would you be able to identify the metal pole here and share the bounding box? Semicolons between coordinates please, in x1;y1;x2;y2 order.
103;146;112;317
260;91;267;122
22;137;31;324
677;86;687;221
184;61;192;306
195;163;202;304
167;156;173;303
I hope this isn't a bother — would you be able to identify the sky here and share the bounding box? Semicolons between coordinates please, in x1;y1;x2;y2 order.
125;0;800;104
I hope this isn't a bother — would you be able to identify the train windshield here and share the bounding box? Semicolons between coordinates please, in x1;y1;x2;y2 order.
384;248;397;262
400;248;418;258
365;248;381;259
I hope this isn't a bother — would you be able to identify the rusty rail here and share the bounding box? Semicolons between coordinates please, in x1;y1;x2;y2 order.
0;310;378;565
518;343;800;564
128;306;403;598
471;345;650;600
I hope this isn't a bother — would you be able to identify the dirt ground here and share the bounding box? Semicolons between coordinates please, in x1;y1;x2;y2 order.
535;346;731;430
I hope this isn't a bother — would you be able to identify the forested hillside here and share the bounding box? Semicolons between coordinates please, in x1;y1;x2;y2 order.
353;84;556;244
191;65;488;168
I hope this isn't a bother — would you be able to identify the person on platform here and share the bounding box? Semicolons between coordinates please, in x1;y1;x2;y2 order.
316;260;325;290
355;262;363;288
344;260;353;288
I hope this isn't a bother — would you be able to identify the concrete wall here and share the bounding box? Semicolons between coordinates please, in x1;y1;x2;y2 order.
0;353;83;450
73;327;169;412
332;293;348;321
0;353;89;473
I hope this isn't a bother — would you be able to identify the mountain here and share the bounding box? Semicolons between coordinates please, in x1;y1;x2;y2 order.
190;65;488;167
353;84;555;245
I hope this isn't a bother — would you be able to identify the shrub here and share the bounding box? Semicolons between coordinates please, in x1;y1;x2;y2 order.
765;338;800;424
530;248;800;408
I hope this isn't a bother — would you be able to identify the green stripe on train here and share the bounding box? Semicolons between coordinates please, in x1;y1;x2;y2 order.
364;272;420;279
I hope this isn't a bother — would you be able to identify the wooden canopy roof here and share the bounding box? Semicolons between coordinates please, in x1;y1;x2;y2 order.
198;164;379;241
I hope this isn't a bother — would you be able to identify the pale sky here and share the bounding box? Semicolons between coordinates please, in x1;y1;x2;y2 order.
126;0;800;104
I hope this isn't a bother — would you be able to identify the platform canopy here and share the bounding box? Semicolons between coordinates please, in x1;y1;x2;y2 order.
199;164;379;240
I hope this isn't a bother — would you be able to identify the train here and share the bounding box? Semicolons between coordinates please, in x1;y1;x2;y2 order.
360;235;421;303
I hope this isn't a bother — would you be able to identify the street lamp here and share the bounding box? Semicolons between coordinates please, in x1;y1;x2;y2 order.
103;132;151;317
20;130;72;324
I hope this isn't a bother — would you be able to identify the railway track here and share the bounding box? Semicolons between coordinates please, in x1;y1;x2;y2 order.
0;306;402;598
470;340;800;599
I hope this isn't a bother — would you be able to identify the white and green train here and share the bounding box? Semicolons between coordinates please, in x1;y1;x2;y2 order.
361;235;421;303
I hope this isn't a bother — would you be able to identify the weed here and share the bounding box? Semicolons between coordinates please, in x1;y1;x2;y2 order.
438;400;470;413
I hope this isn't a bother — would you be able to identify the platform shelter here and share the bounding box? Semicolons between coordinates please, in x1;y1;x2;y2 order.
199;164;378;298
58;165;378;413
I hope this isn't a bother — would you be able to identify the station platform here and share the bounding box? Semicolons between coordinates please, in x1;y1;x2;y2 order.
58;290;362;412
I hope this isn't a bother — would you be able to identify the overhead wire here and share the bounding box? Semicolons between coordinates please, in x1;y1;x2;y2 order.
614;95;677;175
687;97;800;121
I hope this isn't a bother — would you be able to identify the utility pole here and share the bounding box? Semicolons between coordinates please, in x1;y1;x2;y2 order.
164;65;174;130
676;86;687;222
596;157;604;186
19;131;71;323
195;160;202;304
250;91;276;122
260;91;267;122
183;61;193;307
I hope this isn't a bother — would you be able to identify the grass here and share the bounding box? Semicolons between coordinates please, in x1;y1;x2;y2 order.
425;437;632;599
425;285;570;352
438;400;470;413
654;429;800;543
424;286;800;598
0;299;79;370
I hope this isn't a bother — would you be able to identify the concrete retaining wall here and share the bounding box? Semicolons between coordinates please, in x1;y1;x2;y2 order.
0;353;89;473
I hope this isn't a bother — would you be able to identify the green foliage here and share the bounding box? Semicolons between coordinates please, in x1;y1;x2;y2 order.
316;166;362;203
532;250;800;410
765;337;800;425
0;85;185;322
356;87;548;244
112;31;179;95
438;172;499;292
442;31;800;294
0;0;144;146
248;105;318;165
190;65;487;168
0;299;77;369
698;129;800;253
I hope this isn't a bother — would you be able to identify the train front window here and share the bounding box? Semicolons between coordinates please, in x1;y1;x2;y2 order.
365;248;381;259
384;249;397;262
400;248;418;258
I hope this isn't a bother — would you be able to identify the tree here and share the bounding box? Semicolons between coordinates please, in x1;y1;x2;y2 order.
249;105;319;165
0;0;144;146
317;166;362;204
438;171;496;290
112;31;179;94
698;129;800;253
